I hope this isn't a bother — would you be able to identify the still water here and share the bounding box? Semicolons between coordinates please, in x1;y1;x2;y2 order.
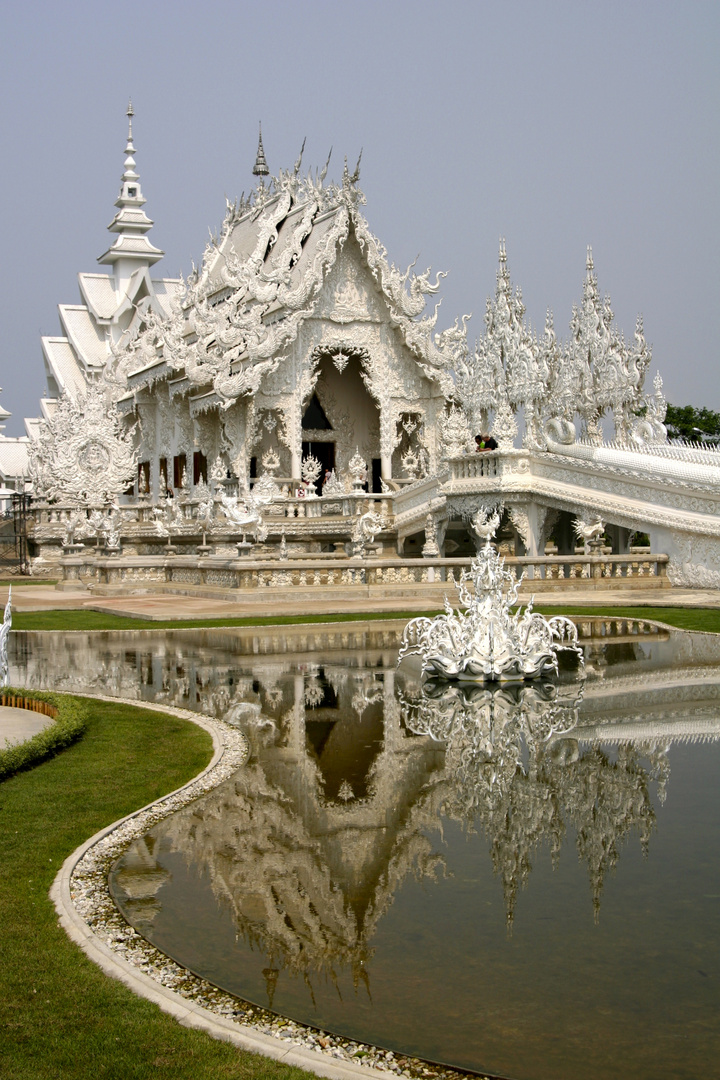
12;621;720;1080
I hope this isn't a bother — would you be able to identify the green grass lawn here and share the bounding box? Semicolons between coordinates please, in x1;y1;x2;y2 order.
11;604;720;635
0;697;312;1080
534;604;720;633
12;609;430;632
0;578;58;587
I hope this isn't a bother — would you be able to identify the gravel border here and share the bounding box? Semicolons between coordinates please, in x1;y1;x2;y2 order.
50;694;496;1080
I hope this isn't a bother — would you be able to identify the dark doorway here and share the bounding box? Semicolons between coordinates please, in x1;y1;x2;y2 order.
371;458;382;494
302;441;335;494
173;453;187;489
301;394;333;430
193;451;207;485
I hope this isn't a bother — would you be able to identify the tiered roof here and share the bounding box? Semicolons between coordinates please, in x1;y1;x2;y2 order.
36;104;180;399
0;105;181;489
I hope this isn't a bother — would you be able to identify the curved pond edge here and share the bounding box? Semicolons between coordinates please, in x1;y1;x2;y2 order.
50;694;487;1080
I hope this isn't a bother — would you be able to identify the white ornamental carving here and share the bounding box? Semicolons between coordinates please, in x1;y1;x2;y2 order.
219;491;269;544
399;510;583;682
322;469;346;496
422;514;440;557
348;448;367;491
631;372;668;447
28;388;138;505
210;455;227;490
300;453;322;496
261;447;281;474
441;405;473;459
573;516;605;552
351;509;385;557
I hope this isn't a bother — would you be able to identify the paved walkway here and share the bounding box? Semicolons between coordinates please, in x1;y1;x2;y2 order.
0;705;53;745
1;581;719;621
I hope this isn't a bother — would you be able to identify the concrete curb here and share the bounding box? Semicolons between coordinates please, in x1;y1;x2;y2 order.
49;694;408;1080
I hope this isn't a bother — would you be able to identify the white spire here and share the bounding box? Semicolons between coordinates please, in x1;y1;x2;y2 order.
97;101;164;286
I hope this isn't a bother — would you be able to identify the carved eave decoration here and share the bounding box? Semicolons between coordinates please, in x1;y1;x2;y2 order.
28;386;138;505
107;161;466;411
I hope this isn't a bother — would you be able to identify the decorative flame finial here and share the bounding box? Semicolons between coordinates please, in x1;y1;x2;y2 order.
253;123;269;177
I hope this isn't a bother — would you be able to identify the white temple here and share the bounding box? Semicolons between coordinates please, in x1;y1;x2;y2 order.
5;107;720;590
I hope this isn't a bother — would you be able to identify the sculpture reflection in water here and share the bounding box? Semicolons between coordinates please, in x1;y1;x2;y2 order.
400;678;664;926
399;511;583;681
111;655;671;1008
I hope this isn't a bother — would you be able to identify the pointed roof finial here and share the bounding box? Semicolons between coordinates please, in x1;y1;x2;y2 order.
97;101;164;274
499;237;507;264
319;146;333;183
293;136;306;177
126;99;134;145
586;245;594;273
253;123;269;177
342;151;362;189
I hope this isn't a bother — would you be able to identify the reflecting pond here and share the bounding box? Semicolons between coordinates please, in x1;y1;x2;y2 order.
12;621;720;1080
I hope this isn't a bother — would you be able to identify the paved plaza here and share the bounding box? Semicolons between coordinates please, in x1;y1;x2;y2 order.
3;581;719;621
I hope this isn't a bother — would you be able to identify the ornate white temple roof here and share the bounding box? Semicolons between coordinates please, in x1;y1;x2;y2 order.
40;337;87;398
78;273;124;322
58;305;108;368
113;149;460;408
0;436;30;485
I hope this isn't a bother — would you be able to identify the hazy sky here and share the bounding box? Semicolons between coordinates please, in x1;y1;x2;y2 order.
1;0;718;436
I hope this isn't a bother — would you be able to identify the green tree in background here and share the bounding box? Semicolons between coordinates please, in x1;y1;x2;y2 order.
665;404;720;442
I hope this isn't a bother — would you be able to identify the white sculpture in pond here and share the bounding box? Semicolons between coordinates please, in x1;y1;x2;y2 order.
399;510;583;683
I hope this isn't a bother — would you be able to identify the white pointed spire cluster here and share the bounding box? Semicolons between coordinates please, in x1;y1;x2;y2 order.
450;241;658;450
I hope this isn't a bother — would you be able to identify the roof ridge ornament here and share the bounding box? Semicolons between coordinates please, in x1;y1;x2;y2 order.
342;150;363;189
121;98;139;193
319;147;332;183
293;137;306;177
253;124;269;177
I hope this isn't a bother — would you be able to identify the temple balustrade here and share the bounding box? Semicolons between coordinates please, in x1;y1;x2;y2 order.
30;491;396;533
54;549;669;599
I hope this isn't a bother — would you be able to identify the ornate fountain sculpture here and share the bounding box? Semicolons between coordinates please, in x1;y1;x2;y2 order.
399;510;584;682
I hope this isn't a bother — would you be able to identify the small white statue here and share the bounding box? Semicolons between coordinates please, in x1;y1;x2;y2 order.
220;491;268;544
573;516;605;553
0;586;11;688
351;508;385;557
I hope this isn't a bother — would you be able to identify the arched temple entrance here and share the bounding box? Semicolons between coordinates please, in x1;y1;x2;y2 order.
302;350;382;491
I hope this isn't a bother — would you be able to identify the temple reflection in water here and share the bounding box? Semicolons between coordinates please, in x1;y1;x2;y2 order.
12;620;720;1078
100;619;720;992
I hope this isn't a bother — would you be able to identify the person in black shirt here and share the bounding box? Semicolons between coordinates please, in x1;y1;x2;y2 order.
475;434;498;451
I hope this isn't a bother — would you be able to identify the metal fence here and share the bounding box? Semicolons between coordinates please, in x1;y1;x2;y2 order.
0;493;32;575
